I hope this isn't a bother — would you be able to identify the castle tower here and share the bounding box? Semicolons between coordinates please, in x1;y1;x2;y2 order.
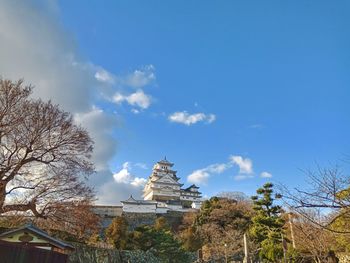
143;158;183;201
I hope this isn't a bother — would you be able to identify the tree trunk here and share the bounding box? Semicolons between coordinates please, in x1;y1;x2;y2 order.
0;180;7;211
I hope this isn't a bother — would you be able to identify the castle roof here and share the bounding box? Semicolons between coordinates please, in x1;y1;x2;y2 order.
184;184;200;191
157;157;174;167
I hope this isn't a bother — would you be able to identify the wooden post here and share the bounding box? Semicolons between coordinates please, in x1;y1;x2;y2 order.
282;233;287;263
243;233;249;263
288;213;296;249
197;248;203;262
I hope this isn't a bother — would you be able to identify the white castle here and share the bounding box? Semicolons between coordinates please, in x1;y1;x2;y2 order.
93;158;203;218
121;158;203;213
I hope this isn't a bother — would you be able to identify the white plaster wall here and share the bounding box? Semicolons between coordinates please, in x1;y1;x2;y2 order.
191;202;202;209
155;207;169;214
123;204;157;213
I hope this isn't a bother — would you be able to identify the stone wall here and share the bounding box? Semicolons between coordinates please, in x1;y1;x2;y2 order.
161;211;185;230
68;244;162;263
122;212;158;230
121;211;186;231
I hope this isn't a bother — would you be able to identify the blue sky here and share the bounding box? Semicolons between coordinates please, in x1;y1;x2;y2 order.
1;1;349;203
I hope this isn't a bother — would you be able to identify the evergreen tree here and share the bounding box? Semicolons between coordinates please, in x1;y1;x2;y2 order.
128;225;191;263
250;183;285;262
105;216;129;249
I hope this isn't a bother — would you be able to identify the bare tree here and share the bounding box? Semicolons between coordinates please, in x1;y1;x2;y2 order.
217;191;250;202
0;79;95;220
291;210;337;263
195;198;255;261
280;164;350;233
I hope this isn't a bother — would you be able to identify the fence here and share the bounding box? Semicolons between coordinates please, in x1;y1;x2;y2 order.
0;241;68;263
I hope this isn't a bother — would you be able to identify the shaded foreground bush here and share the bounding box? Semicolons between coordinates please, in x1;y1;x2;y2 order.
68;243;196;263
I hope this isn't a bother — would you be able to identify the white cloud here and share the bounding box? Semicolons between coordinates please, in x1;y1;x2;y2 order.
234;174;254;180
230;155;254;180
207;163;231;173
187;170;210;185
0;1;149;204
97;176;144;205
260;171;272;178
230;155;253;174
113;162;133;183
187;163;231;185
168;111;216;125
188;155;271;183
95;65;156;102
96;162;148;205
74;107;118;171
0;1;121;176
113;90;152;110
0;1;98;113
125;65;155;88
130;177;147;187
113;162;147;187
95;68;115;84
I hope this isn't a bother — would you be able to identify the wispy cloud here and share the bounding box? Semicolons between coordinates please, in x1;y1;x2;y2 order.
230;155;253;174
260;171;272;178
168;111;216;125
187;163;231;185
230;155;255;180
95;68;115;85
187;170;210;185
113;89;152;110
135;163;148;170
188;155;272;183
95;64;155;89
125;65;155;88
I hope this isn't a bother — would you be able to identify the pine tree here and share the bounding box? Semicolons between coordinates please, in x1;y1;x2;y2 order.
128;225;191;263
250;183;285;262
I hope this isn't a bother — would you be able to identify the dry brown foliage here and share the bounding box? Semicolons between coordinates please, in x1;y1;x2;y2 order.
0;79;98;238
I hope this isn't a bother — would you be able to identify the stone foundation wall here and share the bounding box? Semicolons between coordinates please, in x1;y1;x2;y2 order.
161;211;186;230
122;212;158;230
68;244;162;263
121;211;186;231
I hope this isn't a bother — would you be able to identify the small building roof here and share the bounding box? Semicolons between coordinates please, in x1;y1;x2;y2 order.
121;195;158;205
0;224;74;251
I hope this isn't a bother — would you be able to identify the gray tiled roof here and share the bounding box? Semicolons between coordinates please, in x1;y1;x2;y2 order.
0;224;74;250
121;195;158;205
